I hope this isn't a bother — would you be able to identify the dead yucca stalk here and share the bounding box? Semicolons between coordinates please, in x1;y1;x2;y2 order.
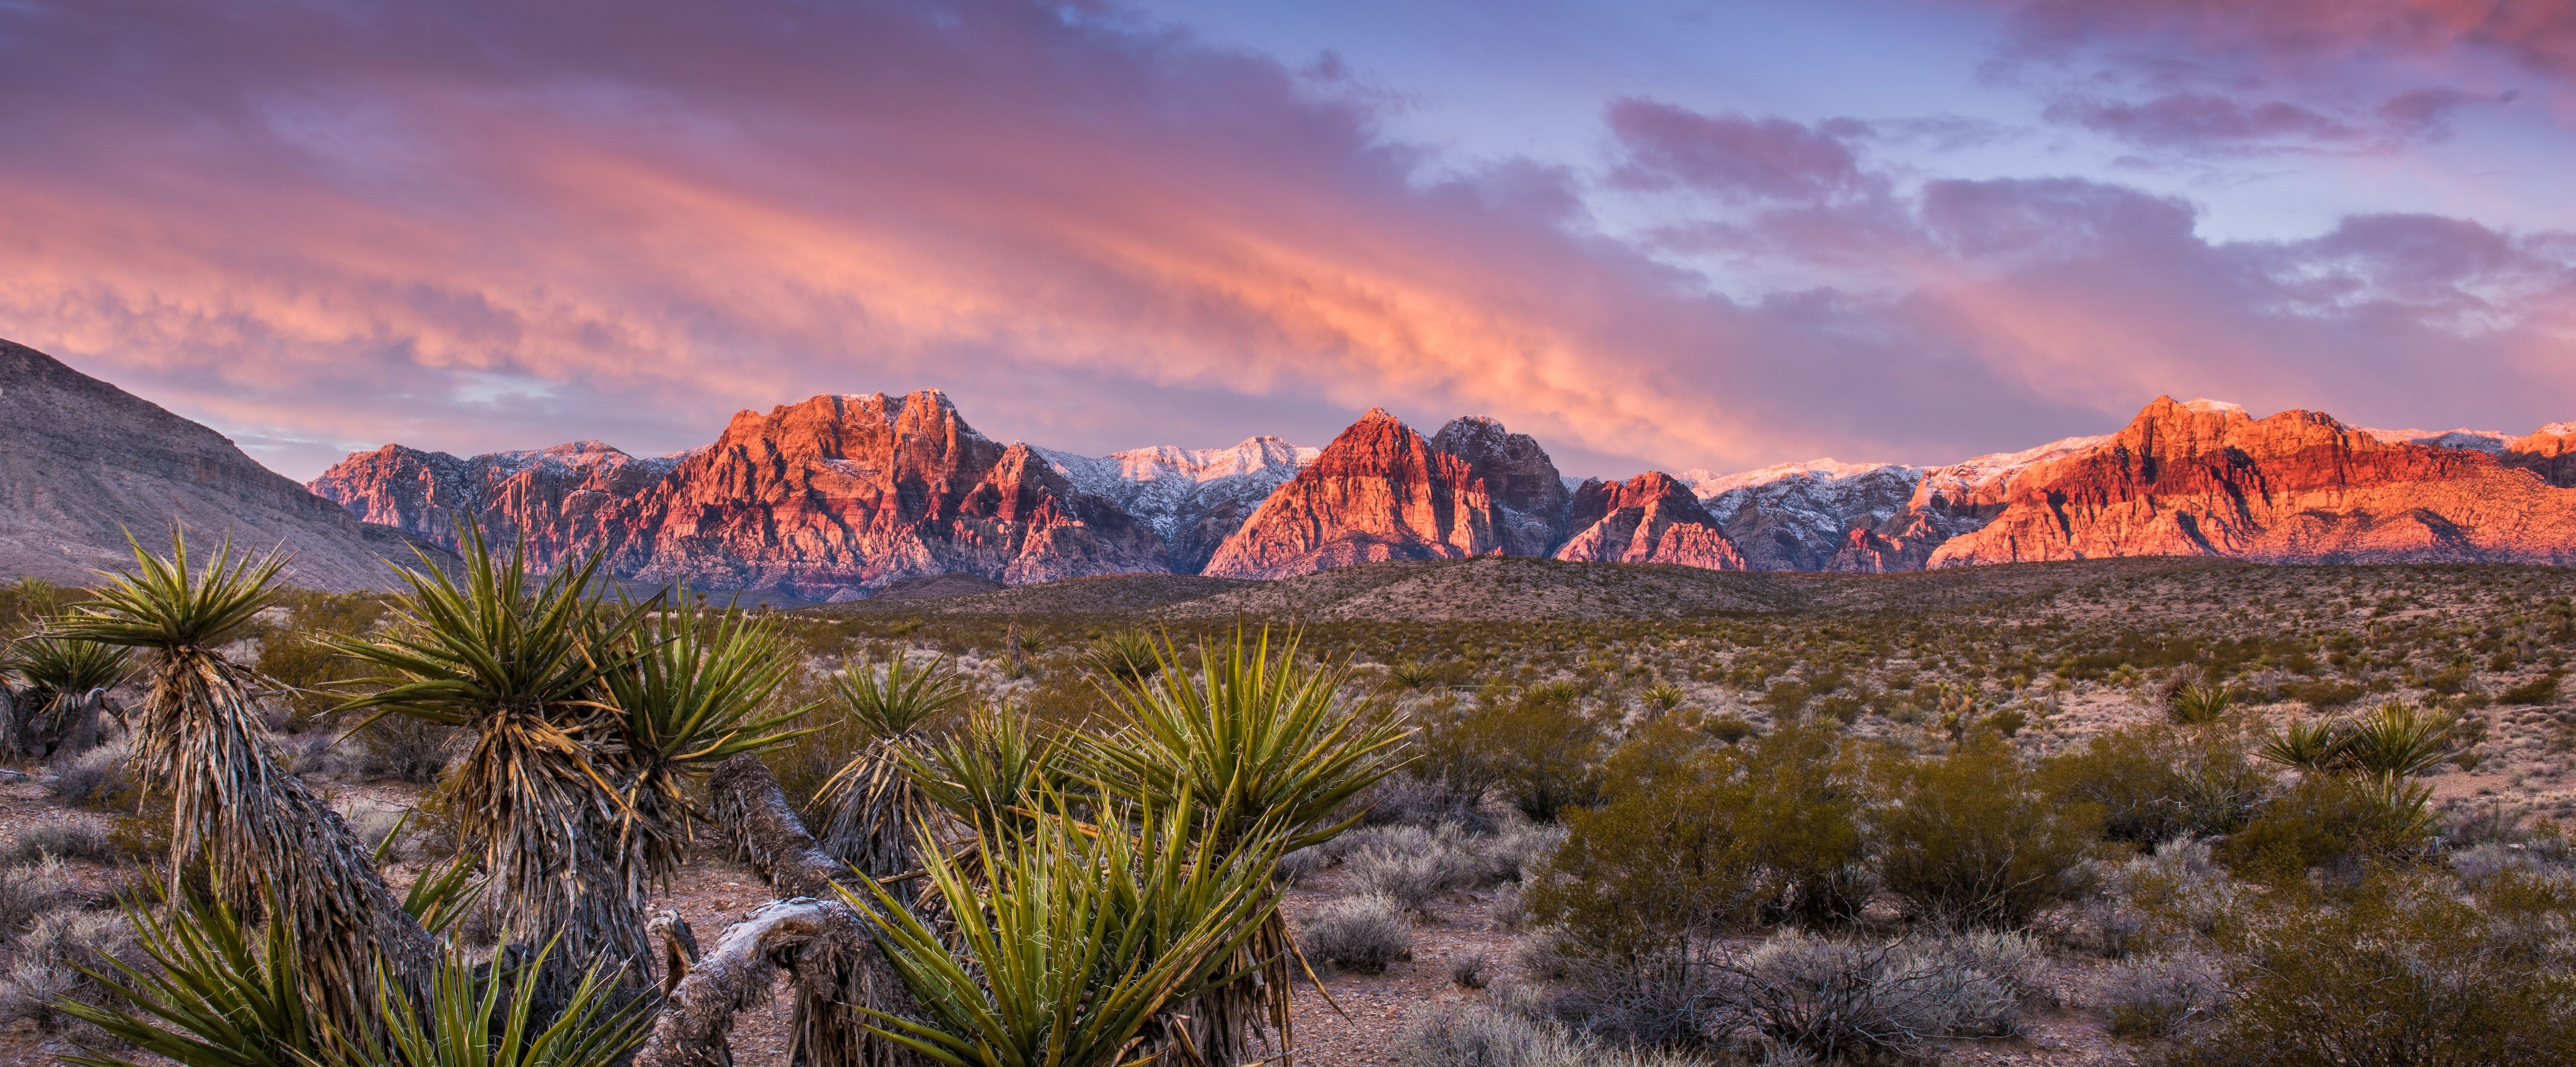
1082;627;1410;1067
818;650;971;878
335;528;652;994
53;529;441;1030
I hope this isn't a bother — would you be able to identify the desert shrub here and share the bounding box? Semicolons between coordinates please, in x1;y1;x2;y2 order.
1301;893;1413;974
2218;775;2437;880
1703;931;2018;1062
0;907;139;1037
2100;952;2224;1039
1491;882;1528;930
2165;683;2237;726
1528;717;1759;968
44;740;133;807
1470;821;1566;885
1350;828;1478;911
2283;678;2366;708
1275;846;1327;884
1889;929;2056;1011
1876;737;2102;928
1450;949;1492;989
2040;724;2268;844
4;813;120;864
1351;771;1494;834
1486;684;1608;822
1702;715;1758;745
2500;673;2562;706
1396;998;1593;1067
2068;837;2241;957
2168;875;2576;1066
1412;694;1511;811
253;629;368;723
349;714;457;783
1734;720;1870;926
0;857;76;940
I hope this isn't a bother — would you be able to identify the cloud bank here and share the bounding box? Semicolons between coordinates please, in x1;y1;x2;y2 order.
0;0;2570;482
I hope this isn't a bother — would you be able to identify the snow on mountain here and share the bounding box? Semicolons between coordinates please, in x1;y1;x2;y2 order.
2359;427;2512;453
1674;460;1919;570
2180;398;2248;417
1035;437;1315;537
1910;435;2109;508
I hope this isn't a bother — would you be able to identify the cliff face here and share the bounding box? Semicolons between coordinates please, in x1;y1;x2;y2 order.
1200;409;1502;578
2504;424;2576;489
0;340;420;591
1429;416;1572;557
314;391;1166;599
1036;437;1316;574
1928;398;2576;567
1553;472;1749;570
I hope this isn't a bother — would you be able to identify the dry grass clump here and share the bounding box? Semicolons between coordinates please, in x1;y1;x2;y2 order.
0;906;140;1039
1299;893;1413;974
2099;952;2224;1039
4;812;121;864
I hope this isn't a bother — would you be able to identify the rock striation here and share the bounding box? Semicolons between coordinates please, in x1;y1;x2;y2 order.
1552;473;1747;569
1199;409;1502;579
0;340;427;591
1928;397;2576;567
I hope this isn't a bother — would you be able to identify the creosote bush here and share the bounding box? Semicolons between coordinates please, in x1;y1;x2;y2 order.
1875;736;2101;928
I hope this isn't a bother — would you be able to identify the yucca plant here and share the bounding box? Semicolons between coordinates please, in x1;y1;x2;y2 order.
902;705;1070;844
592;590;814;890
53;530;439;1028
2258;718;2350;775
334;529;652;992
60;880;317;1067
7;635;131;756
818;650;971;877
1079;631;1162;686
1081;627;1408;1067
842;788;1285;1067
2340;701;2455;779
1642;681;1688;714
313;943;649;1067
2167;682;2237;727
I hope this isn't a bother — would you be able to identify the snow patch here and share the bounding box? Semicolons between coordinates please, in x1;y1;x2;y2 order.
1034;437;1315;539
2181;398;2249;417
2359;427;2510;453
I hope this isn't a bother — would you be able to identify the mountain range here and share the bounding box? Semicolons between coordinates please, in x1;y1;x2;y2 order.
305;376;2576;600
2;338;2571;598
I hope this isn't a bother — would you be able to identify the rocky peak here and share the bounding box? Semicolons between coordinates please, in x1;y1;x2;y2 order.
1200;410;1499;578
2504;422;2576;488
1927;397;2576;567
1552;472;1747;570
1429;415;1572;555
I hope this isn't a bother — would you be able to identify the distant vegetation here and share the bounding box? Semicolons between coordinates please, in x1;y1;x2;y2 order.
3;552;2574;1065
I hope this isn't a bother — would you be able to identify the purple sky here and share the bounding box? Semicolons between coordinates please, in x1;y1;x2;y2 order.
3;0;2573;481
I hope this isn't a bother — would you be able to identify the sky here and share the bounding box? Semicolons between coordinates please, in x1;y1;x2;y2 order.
3;0;2574;482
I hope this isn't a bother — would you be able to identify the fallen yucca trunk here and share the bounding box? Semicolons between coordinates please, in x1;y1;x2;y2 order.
54;531;441;1032
707;753;928;1067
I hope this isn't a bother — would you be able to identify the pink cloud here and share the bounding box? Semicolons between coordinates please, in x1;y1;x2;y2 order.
0;0;2569;488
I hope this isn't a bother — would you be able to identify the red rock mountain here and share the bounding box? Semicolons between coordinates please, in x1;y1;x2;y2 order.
316;391;1166;600
1429;416;1573;556
0;340;431;591
2504;425;2576;489
1200;410;1504;578
1929;398;2576;567
1552;473;1747;569
300;387;2576;596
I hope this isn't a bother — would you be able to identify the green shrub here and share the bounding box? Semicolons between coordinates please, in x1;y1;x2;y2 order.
2170;875;2576;1065
1528;717;1755;963
2500;673;2562;706
1876;738;2102;928
1486;684;1607;823
2040;724;2267;845
2218;775;2436;880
